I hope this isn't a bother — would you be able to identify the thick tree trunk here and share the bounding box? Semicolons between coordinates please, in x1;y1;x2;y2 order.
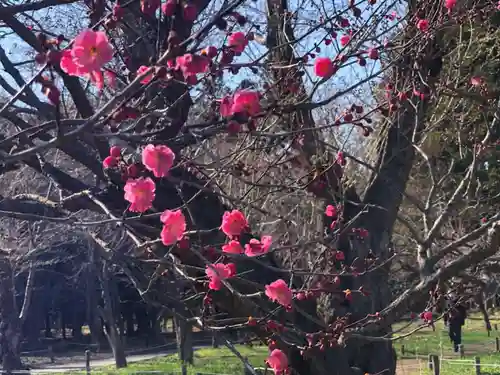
263;0;443;371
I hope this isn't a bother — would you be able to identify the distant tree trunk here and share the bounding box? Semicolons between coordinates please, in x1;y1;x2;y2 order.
106;322;127;369
135;305;150;337
86;244;103;349
98;261;127;369
124;308;134;336
476;292;492;332
174;312;193;364
171;276;193;365
212;332;219;348
44;312;52;338
61;311;67;340
0;257;23;373
152;309;163;342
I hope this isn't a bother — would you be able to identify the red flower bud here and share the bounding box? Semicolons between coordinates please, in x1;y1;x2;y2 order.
103;156;118;168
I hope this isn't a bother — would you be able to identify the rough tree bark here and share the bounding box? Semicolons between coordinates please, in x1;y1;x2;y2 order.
173;313;194;365
173;279;193;365
86;241;104;350
97;261;127;369
0;254;35;373
262;0;444;372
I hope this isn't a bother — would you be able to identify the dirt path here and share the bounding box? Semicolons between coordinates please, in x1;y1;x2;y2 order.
30;353;169;373
29;345;206;373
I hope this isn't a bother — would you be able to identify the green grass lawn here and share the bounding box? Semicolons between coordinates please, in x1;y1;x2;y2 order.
88;345;269;375
394;314;500;375
393;315;500;357
76;314;500;375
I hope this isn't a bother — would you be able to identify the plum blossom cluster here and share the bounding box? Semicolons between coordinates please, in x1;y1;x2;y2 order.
140;0;198;21
205;263;236;290
206;210;295;315
111;144;184;247
119;144;176;214
133;29;252;86
116;145;292;314
312;47;379;80
220;90;261;118
220;210;272;257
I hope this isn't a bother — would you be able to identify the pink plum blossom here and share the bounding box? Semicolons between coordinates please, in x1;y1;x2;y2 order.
228;32;248;54
206;263;235;290
142;144;175;178
244;236;272;257
71;29;113;72
222;240;244;254
230;90;261;116
160;209;186;245
124;177;155;212
220;210;248;237
266;349;288;374
265;279;293;308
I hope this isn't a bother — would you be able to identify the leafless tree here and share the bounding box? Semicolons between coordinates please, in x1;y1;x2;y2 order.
0;0;499;374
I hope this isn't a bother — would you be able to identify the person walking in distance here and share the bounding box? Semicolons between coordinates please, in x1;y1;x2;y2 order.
447;295;467;353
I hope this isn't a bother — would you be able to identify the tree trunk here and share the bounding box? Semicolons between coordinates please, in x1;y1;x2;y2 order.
124;308;134;336
44;312;52;338
212;332;219;348
98;261;127;369
476;293;492;332
263;0;443;370
0;257;23;373
107;323;128;369
86;244;103;349
174;313;193;365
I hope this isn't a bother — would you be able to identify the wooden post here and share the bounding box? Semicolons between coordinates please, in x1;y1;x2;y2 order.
431;355;440;375
428;354;433;370
496;337;499;352
401;345;405;355
459;344;465;358
495;323;498;331
85;349;91;375
475;356;481;375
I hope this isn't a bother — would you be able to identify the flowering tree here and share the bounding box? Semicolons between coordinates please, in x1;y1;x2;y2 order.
0;0;500;373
